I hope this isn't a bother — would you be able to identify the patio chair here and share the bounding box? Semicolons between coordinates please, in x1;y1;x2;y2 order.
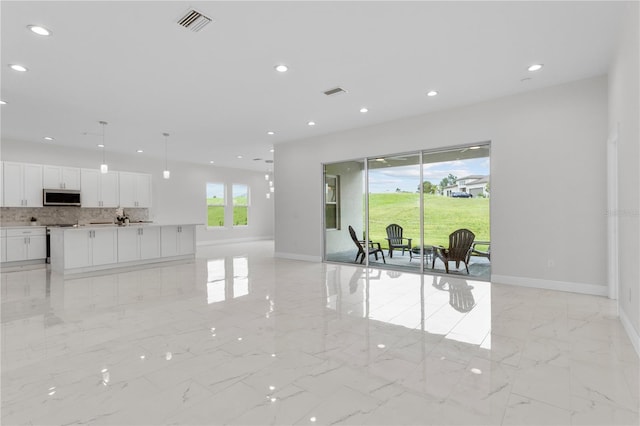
348;225;386;264
385;223;412;258
432;228;475;274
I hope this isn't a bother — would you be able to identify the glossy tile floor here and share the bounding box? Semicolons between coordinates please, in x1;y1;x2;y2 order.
1;241;638;425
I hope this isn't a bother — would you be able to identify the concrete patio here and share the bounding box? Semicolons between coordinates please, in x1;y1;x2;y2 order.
326;248;491;281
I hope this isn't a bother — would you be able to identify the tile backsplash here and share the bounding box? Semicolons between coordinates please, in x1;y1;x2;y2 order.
0;207;149;226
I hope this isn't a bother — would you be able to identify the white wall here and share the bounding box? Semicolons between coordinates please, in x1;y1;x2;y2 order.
275;76;609;295
0;140;274;245
609;1;639;353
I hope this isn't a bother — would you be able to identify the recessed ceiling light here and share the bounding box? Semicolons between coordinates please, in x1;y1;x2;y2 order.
274;64;288;73
269;148;274;153
267;131;275;135
427;90;438;97
27;25;52;36
236;155;243;159
209;160;214;164
360;107;368;113
9;64;28;72
0;100;7;105
97;144;104;148
43;136;54;141
307;121;316;126
136;149;143;153
528;64;543;72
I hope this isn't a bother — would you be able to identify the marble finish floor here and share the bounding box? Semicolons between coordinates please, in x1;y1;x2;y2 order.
1;241;638;425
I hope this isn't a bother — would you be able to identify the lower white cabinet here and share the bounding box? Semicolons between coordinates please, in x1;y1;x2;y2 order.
63;228;117;269
50;224;196;274
4;227;46;262
161;225;195;257
118;226;161;262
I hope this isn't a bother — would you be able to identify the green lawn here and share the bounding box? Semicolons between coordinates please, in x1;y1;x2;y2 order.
367;193;489;249
207;197;248;227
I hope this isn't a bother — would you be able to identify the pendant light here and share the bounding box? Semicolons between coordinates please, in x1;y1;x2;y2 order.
162;132;170;179
99;121;108;173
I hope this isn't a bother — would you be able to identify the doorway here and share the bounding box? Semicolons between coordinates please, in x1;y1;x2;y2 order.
323;143;490;279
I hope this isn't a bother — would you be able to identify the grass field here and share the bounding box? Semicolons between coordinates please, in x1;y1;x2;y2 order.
207;196;248;227
367;193;489;249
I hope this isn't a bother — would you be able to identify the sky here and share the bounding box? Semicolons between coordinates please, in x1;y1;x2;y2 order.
368;157;490;193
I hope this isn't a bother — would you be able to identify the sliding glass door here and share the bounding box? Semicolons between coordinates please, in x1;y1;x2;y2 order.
422;145;491;276
324;159;366;263
367;153;422;270
323;143;490;279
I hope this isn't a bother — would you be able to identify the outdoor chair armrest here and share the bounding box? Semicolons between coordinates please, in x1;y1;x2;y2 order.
360;240;381;249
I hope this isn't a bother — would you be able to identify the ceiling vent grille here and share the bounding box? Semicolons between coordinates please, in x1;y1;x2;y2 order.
177;9;212;32
323;87;347;96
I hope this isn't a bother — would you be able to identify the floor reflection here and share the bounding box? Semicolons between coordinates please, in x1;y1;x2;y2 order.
325;265;491;347
207;256;250;303
1;241;637;426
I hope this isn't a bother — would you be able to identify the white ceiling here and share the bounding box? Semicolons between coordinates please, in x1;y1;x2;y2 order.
0;1;627;171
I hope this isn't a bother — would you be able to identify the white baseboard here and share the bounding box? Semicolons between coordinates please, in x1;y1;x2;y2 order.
619;308;640;358
196;236;273;247
274;251;322;262
491;274;608;296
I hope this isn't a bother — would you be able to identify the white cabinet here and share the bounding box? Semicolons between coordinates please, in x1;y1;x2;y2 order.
161;225;195;257
43;165;81;190
0;229;6;263
0;162;4;207
4;227;46;262
117;226;160;262
119;172;152;208
3;162;43;207
63;228;117;269
80;169;119;208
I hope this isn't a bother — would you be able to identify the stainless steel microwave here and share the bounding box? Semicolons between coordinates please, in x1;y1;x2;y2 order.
43;189;81;206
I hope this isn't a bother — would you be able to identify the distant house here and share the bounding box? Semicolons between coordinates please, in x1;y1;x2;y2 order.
443;175;490;198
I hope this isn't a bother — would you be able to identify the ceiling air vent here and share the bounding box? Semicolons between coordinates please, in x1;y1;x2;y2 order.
323;87;347;96
177;9;212;32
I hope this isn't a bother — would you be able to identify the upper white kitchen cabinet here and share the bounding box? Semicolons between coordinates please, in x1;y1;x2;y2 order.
119;172;152;208
80;168;119;208
43;165;81;190
3;162;43;207
0;162;4;207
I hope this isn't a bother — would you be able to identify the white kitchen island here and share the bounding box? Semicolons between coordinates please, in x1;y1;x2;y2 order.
49;224;198;274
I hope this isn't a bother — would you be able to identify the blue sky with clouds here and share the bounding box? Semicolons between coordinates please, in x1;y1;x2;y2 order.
368;157;490;193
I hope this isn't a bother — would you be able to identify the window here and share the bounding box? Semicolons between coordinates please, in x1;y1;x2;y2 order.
232;184;249;226
325;175;339;229
207;183;225;228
